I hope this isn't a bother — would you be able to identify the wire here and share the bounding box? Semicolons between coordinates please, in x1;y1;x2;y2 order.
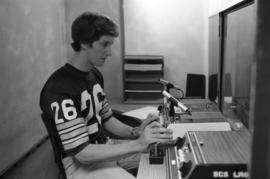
174;87;185;99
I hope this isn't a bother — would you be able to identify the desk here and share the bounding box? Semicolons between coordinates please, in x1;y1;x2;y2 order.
136;99;230;179
180;98;214;104
136;121;231;179
181;98;219;112
122;99;237;179
173;99;226;124
137;129;250;179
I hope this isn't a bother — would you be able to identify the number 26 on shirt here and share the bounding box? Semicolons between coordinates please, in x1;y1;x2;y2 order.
51;84;103;124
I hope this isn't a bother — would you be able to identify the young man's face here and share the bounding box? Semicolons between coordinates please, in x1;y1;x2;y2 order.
85;35;115;67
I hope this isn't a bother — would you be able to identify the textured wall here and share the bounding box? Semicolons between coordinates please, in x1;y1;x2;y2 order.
0;0;66;174
64;0;122;100
124;0;209;95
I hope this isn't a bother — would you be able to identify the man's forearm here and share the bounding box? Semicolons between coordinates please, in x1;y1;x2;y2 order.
104;117;140;139
75;140;142;164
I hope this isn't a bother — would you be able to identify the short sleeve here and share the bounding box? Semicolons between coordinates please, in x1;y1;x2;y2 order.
42;92;89;156
100;97;113;124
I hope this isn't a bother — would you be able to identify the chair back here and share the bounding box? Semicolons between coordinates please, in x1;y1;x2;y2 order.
186;73;206;98
41;113;67;179
209;74;218;101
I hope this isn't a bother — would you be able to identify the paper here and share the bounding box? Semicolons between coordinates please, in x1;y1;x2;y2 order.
123;106;159;120
167;122;231;139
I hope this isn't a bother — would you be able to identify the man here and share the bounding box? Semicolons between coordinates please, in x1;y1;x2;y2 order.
40;12;173;179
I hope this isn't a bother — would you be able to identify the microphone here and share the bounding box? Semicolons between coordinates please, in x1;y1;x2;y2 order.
162;90;191;115
158;78;175;88
159;78;185;98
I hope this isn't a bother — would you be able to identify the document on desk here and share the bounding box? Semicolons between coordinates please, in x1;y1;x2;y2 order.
123;106;159;120
167;122;231;139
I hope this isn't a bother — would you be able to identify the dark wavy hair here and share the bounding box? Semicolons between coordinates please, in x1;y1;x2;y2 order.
71;12;119;52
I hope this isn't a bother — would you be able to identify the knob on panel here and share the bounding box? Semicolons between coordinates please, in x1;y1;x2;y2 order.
180;160;192;178
176;136;186;149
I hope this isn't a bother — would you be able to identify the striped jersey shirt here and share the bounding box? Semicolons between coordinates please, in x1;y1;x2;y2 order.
40;63;113;156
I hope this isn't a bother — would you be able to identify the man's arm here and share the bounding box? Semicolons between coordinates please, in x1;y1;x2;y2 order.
103;116;139;139
75;139;141;164
103;113;161;139
75;119;173;164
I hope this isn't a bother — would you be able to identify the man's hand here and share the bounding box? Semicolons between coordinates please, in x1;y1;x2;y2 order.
135;115;173;152
132;113;160;138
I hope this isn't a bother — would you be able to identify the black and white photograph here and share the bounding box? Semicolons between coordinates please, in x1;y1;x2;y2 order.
0;0;269;179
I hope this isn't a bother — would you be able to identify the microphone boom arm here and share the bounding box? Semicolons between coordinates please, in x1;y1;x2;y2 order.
162;90;191;115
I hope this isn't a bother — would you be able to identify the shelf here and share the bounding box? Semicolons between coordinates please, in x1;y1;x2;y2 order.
125;78;160;83
124;98;163;104
125;55;164;64
123;55;164;102
125;89;162;93
124;64;163;71
125;70;163;75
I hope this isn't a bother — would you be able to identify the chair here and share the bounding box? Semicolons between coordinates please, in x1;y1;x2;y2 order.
223;73;232;97
185;73;206;98
209;74;218;101
41;114;67;179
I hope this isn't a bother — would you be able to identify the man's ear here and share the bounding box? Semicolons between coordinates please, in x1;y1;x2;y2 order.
80;43;89;50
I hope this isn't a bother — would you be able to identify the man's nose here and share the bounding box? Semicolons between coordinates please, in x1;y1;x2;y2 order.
105;46;112;56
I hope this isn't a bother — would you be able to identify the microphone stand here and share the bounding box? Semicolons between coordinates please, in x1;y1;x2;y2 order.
165;85;185;123
149;84;189;164
166;91;177;124
149;83;173;164
149;82;191;165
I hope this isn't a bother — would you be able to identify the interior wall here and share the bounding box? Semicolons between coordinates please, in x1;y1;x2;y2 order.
124;0;209;95
0;0;66;174
64;0;122;100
